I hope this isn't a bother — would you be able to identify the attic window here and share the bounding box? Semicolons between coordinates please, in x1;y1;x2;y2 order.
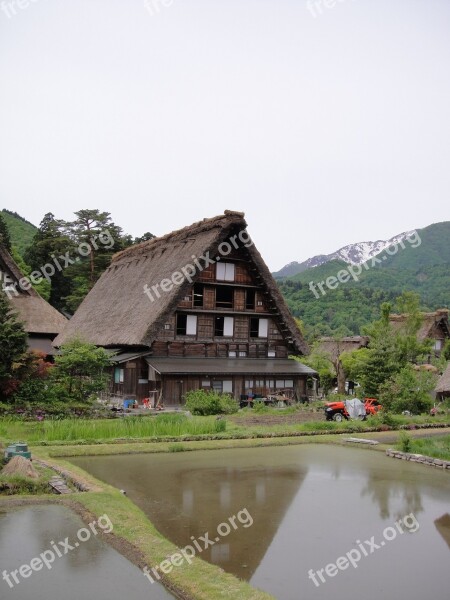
216;262;235;282
164;324;171;330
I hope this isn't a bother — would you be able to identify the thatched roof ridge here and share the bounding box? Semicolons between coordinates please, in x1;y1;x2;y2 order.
0;245;67;335
435;363;450;394
389;309;449;340
113;210;246;262
54;211;308;354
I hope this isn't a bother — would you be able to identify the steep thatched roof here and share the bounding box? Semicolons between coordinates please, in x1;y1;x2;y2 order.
435;363;450;394
0;245;67;335
54;211;308;354
317;336;369;361
389;309;450;341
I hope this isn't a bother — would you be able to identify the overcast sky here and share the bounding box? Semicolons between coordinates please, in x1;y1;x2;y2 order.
0;0;449;271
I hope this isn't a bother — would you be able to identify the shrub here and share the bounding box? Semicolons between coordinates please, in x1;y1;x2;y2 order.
184;390;238;416
399;431;412;453
253;400;269;413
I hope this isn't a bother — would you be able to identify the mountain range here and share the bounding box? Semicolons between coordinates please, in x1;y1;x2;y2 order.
273;230;417;278
275;221;450;338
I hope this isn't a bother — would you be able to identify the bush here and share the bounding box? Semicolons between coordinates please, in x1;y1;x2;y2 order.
379;365;436;414
184;390;238;416
399;431;412;453
253;400;269;413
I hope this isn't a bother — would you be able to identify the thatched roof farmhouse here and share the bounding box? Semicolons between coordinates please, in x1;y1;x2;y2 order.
55;210;315;405
0;245;67;356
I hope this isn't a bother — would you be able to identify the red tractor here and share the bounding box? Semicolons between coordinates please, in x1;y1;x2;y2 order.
325;398;382;422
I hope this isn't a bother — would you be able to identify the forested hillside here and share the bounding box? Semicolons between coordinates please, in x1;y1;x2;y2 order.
277;221;450;339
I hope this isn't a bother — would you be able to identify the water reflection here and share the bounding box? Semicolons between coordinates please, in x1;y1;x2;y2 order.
71;445;450;600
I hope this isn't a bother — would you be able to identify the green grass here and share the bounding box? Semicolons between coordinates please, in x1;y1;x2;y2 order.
399;434;450;461
0;414;226;443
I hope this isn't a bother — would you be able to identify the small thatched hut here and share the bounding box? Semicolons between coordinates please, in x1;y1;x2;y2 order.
54;211;315;405
435;363;450;400
389;309;449;356
0;245;67;356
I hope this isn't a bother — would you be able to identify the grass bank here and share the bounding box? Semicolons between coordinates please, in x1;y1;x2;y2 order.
397;434;450;461
0;413;225;443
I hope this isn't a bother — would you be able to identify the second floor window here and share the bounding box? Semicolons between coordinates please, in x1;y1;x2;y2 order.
176;314;197;335
215;316;234;337
250;317;269;338
193;283;204;307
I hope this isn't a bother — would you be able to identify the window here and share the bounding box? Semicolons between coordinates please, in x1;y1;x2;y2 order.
250;317;269;338
245;380;254;388
216;262;235;282
239;351;247;357
114;368;124;384
434;339;443;351
276;379;294;388
246;289;255;310
176;314;197;335
201;380;211;387
164;324;171;330
268;350;276;357
228;351;237;357
255;379;264;387
216;286;234;308
215;316;234;337
212;380;232;393
193;283;204;307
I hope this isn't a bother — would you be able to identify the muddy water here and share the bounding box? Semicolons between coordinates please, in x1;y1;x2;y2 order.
0;505;174;600
72;445;450;600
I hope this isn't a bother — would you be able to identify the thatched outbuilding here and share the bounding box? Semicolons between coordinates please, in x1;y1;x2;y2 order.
0;245;67;356
435;363;450;400
54;211;315;405
389;309;449;356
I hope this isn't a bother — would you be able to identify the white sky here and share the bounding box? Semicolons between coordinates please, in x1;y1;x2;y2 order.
0;0;449;271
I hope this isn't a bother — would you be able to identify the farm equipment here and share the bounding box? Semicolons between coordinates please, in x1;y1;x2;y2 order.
324;398;382;422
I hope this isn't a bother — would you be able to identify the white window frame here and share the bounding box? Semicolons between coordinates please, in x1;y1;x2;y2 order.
216;262;235;282
186;315;197;335
258;318;269;338
222;380;233;393
223;316;234;336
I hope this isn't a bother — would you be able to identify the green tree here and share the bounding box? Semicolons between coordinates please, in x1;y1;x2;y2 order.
51;338;111;402
0;213;11;252
379;364;436;414
62;210;125;311
0;290;28;400
24;213;73;310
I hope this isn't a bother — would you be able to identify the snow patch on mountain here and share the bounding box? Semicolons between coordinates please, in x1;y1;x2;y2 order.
273;231;417;278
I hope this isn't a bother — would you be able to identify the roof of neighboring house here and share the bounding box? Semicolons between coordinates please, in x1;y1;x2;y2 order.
317;336;370;361
435;363;450;394
389;309;450;341
0;245;67;336
146;357;317;376
53;211;309;354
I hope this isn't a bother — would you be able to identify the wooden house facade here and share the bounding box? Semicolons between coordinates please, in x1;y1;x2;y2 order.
54;211;315;405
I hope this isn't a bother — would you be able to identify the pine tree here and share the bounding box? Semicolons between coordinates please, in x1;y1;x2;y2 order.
0;213;11;252
0;289;28;401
